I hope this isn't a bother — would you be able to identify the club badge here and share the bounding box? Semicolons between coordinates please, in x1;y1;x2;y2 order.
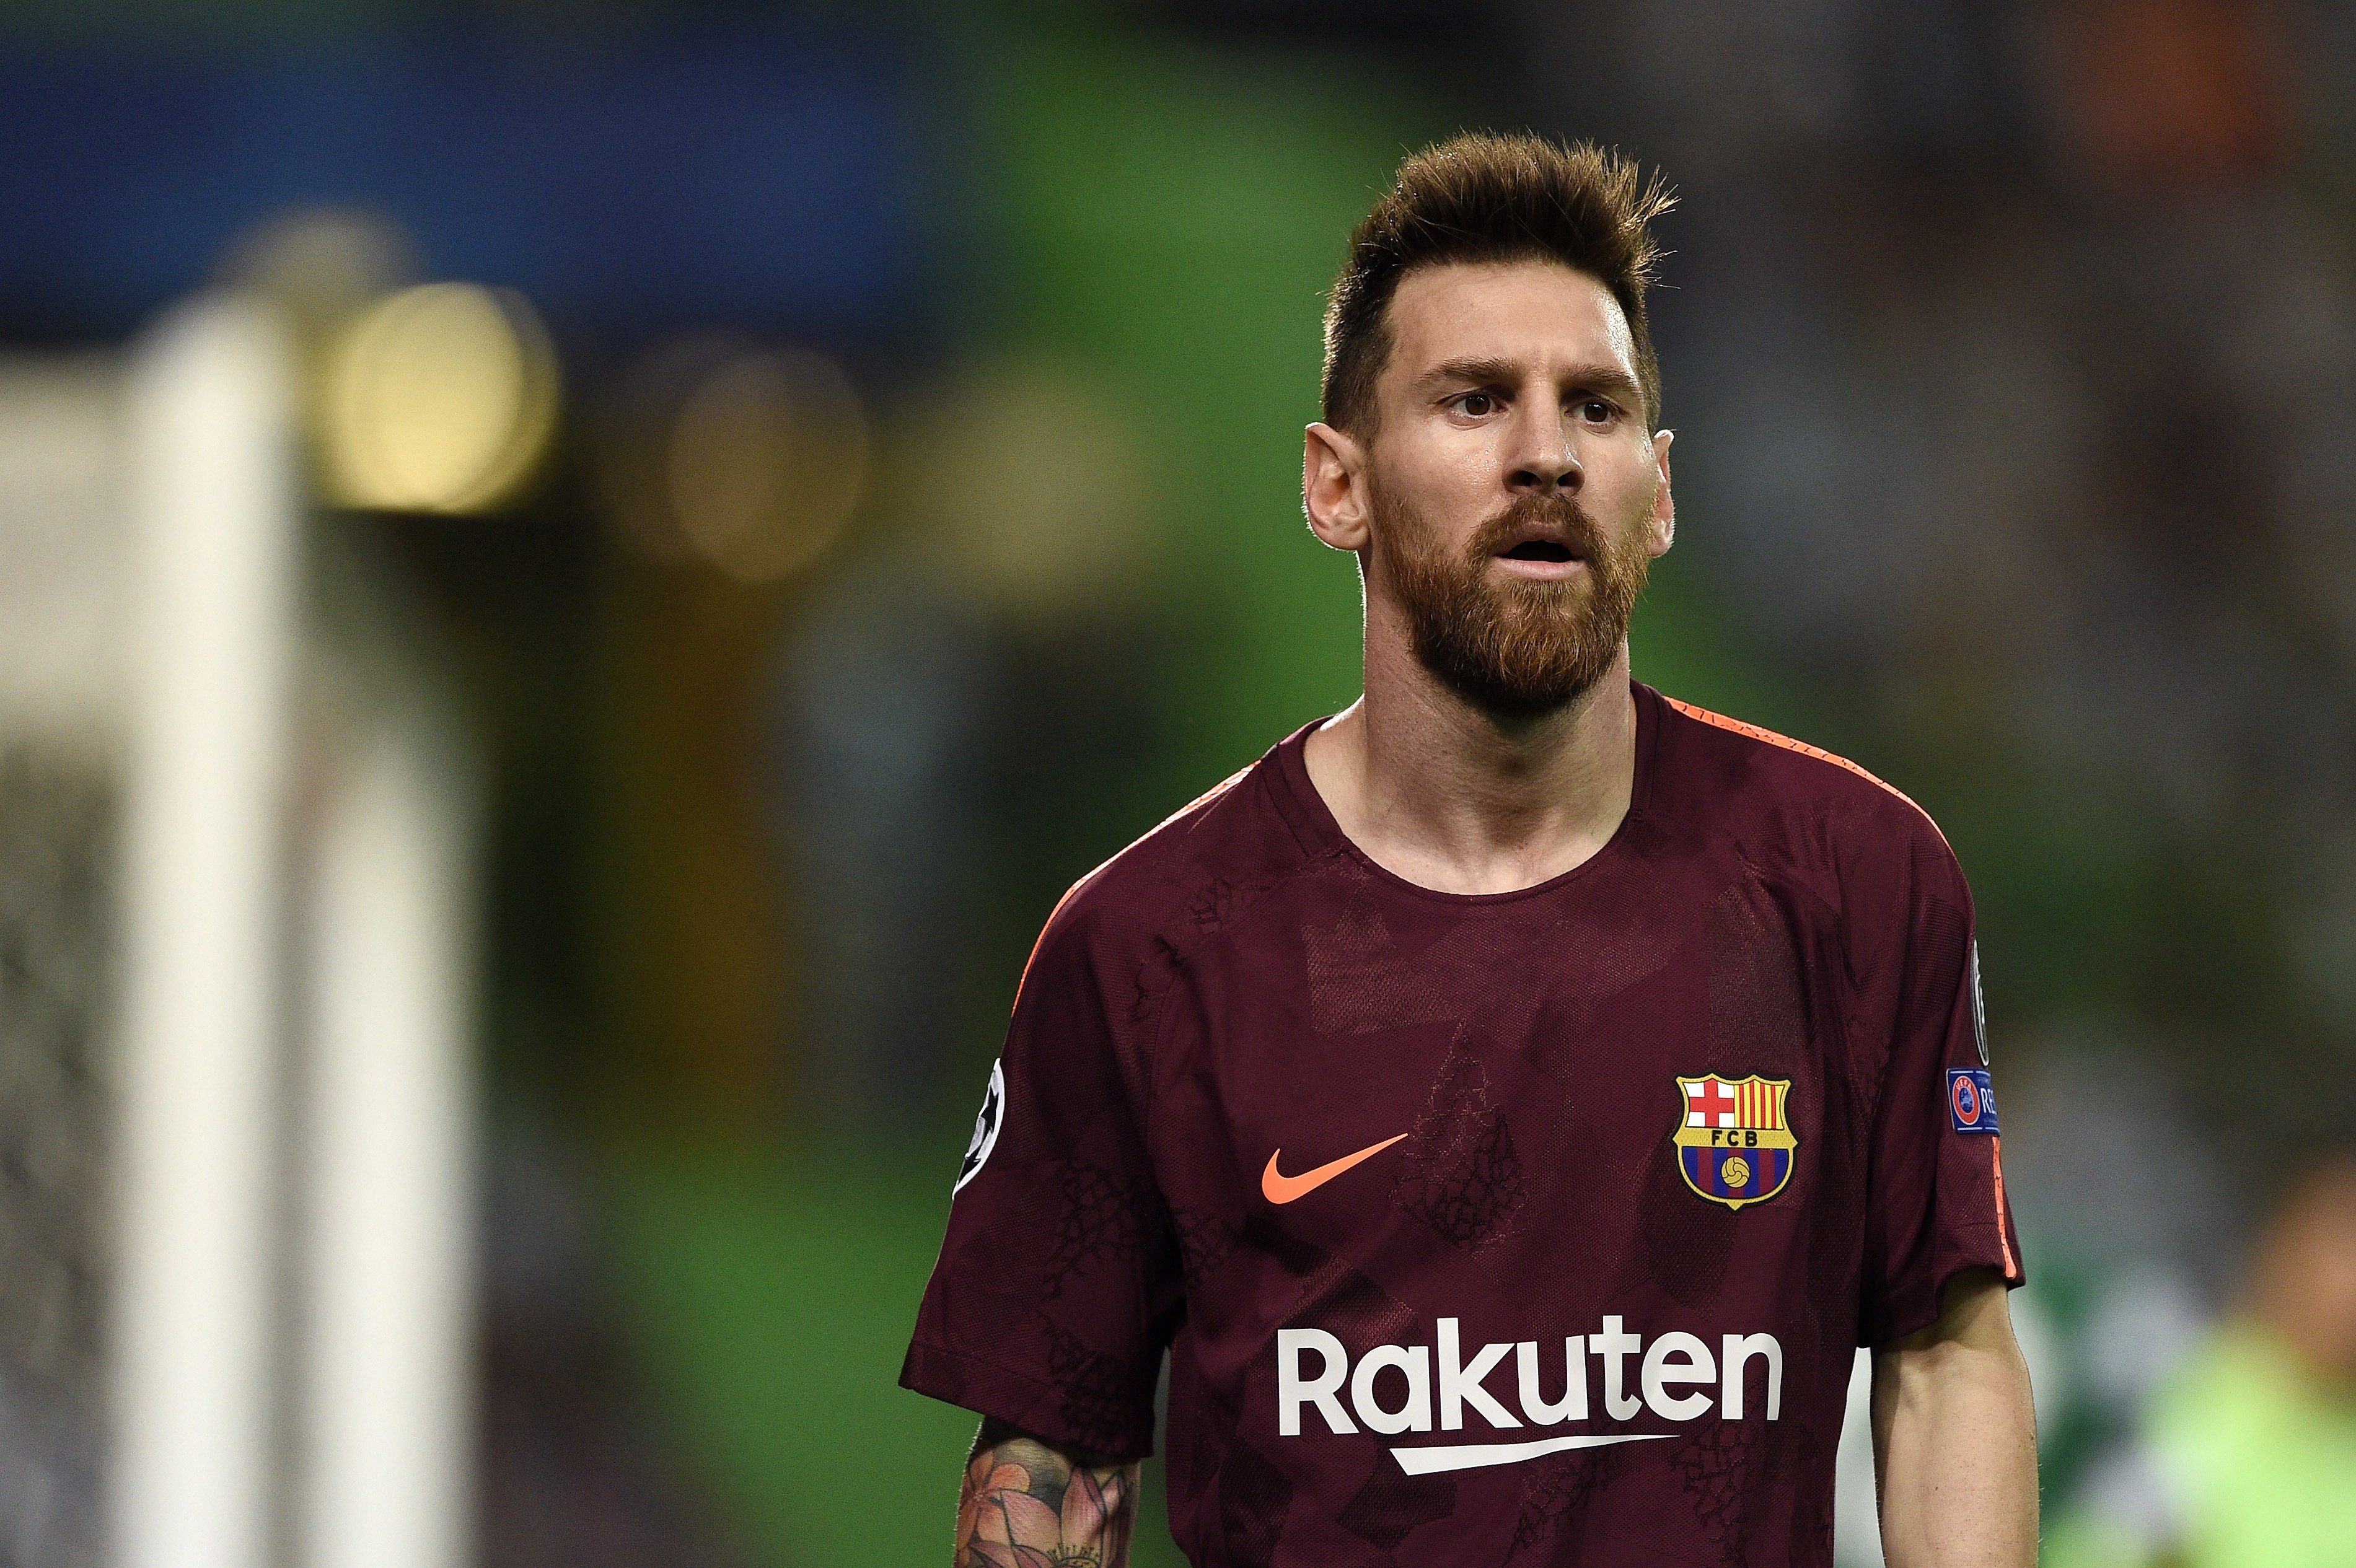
1672;1073;1797;1211
954;1059;1006;1194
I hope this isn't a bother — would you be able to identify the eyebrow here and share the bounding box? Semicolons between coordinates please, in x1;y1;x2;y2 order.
1415;356;1645;403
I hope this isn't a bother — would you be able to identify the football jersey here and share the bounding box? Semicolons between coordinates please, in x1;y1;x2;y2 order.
902;681;2024;1567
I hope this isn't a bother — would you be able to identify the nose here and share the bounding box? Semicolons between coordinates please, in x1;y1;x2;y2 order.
1505;407;1580;497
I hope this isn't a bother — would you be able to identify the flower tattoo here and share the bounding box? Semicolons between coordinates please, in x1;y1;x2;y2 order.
956;1424;1139;1567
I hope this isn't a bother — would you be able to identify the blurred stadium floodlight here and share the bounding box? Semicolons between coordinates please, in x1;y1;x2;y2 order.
668;346;868;582
600;335;871;583
108;290;477;1568
319;283;559;516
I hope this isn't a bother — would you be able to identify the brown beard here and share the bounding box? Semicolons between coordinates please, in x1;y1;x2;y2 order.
1376;483;1650;717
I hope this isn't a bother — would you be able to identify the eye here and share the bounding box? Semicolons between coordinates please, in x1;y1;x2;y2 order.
1576;398;1615;423
1451;391;1498;418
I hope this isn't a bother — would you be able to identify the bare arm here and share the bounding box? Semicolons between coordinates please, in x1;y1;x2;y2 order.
956;1416;1140;1568
1872;1267;2039;1568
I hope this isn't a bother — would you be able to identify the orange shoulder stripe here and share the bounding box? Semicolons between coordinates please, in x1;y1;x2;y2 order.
1992;1137;2020;1282
1008;761;1259;1013
1663;696;1948;848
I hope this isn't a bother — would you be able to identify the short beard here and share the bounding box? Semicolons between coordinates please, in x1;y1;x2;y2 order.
1376;483;1650;719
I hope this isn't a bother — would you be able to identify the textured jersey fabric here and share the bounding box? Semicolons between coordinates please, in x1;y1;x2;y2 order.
903;681;2024;1567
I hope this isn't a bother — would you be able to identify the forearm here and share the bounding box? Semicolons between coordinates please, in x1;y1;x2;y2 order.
957;1417;1140;1568
1873;1269;2039;1568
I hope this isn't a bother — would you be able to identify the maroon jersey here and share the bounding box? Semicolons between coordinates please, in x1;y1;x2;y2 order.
903;682;2024;1566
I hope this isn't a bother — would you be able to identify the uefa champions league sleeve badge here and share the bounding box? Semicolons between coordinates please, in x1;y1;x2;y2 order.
954;1059;1006;1194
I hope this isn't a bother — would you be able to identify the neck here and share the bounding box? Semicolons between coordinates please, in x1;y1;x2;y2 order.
1303;632;1639;896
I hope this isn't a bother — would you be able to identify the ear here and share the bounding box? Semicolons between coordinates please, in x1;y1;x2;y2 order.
1303;422;1371;552
1645;428;1675;558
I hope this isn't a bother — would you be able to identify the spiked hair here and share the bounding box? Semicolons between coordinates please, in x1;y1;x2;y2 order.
1322;132;1674;436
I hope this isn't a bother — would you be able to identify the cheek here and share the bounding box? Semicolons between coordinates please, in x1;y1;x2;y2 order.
1593;441;1659;499
1585;450;1659;526
1374;447;1487;528
1400;439;1495;506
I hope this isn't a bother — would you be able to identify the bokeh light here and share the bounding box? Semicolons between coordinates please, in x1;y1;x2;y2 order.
319;283;559;515
603;336;870;583
669;348;868;583
912;357;1153;620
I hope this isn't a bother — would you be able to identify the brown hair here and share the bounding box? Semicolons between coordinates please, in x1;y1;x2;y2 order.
1321;133;1674;437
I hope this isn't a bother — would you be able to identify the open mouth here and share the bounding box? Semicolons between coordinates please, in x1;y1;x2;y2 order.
1500;540;1576;563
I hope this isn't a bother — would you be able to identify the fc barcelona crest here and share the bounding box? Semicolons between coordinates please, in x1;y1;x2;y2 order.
1672;1074;1797;1211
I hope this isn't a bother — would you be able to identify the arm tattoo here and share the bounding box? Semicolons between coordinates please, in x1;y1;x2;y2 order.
956;1417;1140;1568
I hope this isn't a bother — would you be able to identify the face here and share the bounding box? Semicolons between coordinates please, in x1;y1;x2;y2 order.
1308;260;1674;716
2255;1164;2356;1387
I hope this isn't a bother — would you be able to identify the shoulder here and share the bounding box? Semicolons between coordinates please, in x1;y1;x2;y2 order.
1015;750;1308;1012
1645;689;1967;914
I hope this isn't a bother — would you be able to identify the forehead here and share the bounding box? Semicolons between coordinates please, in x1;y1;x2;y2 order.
1382;260;1637;385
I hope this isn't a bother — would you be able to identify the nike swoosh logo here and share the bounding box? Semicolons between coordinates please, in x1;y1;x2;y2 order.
1262;1134;1408;1204
1391;1431;1674;1476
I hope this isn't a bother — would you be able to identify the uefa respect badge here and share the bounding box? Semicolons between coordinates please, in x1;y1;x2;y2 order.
1946;1068;1999;1134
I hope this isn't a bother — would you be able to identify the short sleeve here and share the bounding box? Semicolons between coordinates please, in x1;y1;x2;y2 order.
1854;821;2026;1347
899;888;1182;1460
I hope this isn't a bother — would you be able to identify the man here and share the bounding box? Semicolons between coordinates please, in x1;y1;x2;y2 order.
903;132;2037;1567
2046;1150;2356;1567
